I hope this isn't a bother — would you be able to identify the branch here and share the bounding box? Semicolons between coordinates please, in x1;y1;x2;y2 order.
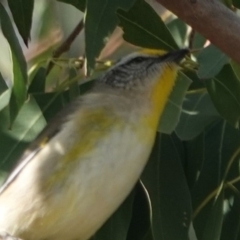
46;18;84;75
155;0;240;64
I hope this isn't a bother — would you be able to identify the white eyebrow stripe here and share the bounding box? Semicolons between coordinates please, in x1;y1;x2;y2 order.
112;52;153;68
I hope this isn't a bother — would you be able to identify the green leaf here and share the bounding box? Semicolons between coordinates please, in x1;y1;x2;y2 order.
184;133;205;191
33;80;95;122
117;0;178;51
232;0;240;8
141;133;192;240
7;0;34;45
142;230;154;240
167;18;187;48
231;60;240;80
158;71;192;134
188;223;198;240
221;193;240;240
33;91;70;122
185;70;205;91
91;191;134;240
175;90;220;141
0;96;46;174
202;191;224;240
36;1;57;39
0;73;9;112
192;32;206;49
0;3;27;125
0;73;10;112
28;67;46;94
191;121;240;239
0;89;11;112
85;0;135;73
205;64;240;128
0;72;7;92
197;44;229;79
127;182;152;240
68;68;80;100
57;0;86;12
1;81;94;175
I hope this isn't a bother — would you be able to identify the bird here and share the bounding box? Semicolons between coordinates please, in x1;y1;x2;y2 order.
0;48;189;240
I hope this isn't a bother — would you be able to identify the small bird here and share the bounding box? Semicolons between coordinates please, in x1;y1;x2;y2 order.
0;48;189;240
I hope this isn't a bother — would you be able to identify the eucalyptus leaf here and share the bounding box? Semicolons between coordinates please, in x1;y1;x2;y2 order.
197;44;229;79
0;97;46;175
0;72;7;92
231;60;240;80
141;133;192;240
232;0;240;8
184;133;205;191
0;3;27;125
220;193;240;240
33;80;95;122
188;222;198;240
68;68;80;100
85;0;135;73
158;71;192;134
186;70;205;91
167;18;187;48
192;32;206;49
191;120;240;239
117;0;178;51
201;191;224;240
57;0;85;11
127;182;151;240
28;67;46;94
206;64;240;128
33;91;70;122
175;90;220;141
7;0;34;45
0;73;9;111
0;89;11;112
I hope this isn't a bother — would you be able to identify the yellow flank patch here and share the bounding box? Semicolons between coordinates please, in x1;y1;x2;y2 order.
65;109;119;163
144;64;178;129
44;108;122;190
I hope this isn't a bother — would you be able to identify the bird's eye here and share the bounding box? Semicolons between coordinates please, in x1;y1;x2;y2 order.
133;57;146;63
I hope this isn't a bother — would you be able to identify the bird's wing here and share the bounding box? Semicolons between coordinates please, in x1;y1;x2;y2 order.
0;98;82;195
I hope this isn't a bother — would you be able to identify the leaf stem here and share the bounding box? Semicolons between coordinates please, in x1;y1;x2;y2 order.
46;18;84;75
193;171;240;219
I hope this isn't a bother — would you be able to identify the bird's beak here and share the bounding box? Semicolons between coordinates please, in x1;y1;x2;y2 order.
162;49;190;64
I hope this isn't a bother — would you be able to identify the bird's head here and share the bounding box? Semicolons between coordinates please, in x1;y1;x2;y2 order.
98;48;189;91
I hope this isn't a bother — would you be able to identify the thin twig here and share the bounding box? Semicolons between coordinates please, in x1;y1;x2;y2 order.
193;170;240;220
46;18;84;75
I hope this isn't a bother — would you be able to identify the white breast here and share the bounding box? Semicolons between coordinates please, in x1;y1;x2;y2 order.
0;120;155;240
